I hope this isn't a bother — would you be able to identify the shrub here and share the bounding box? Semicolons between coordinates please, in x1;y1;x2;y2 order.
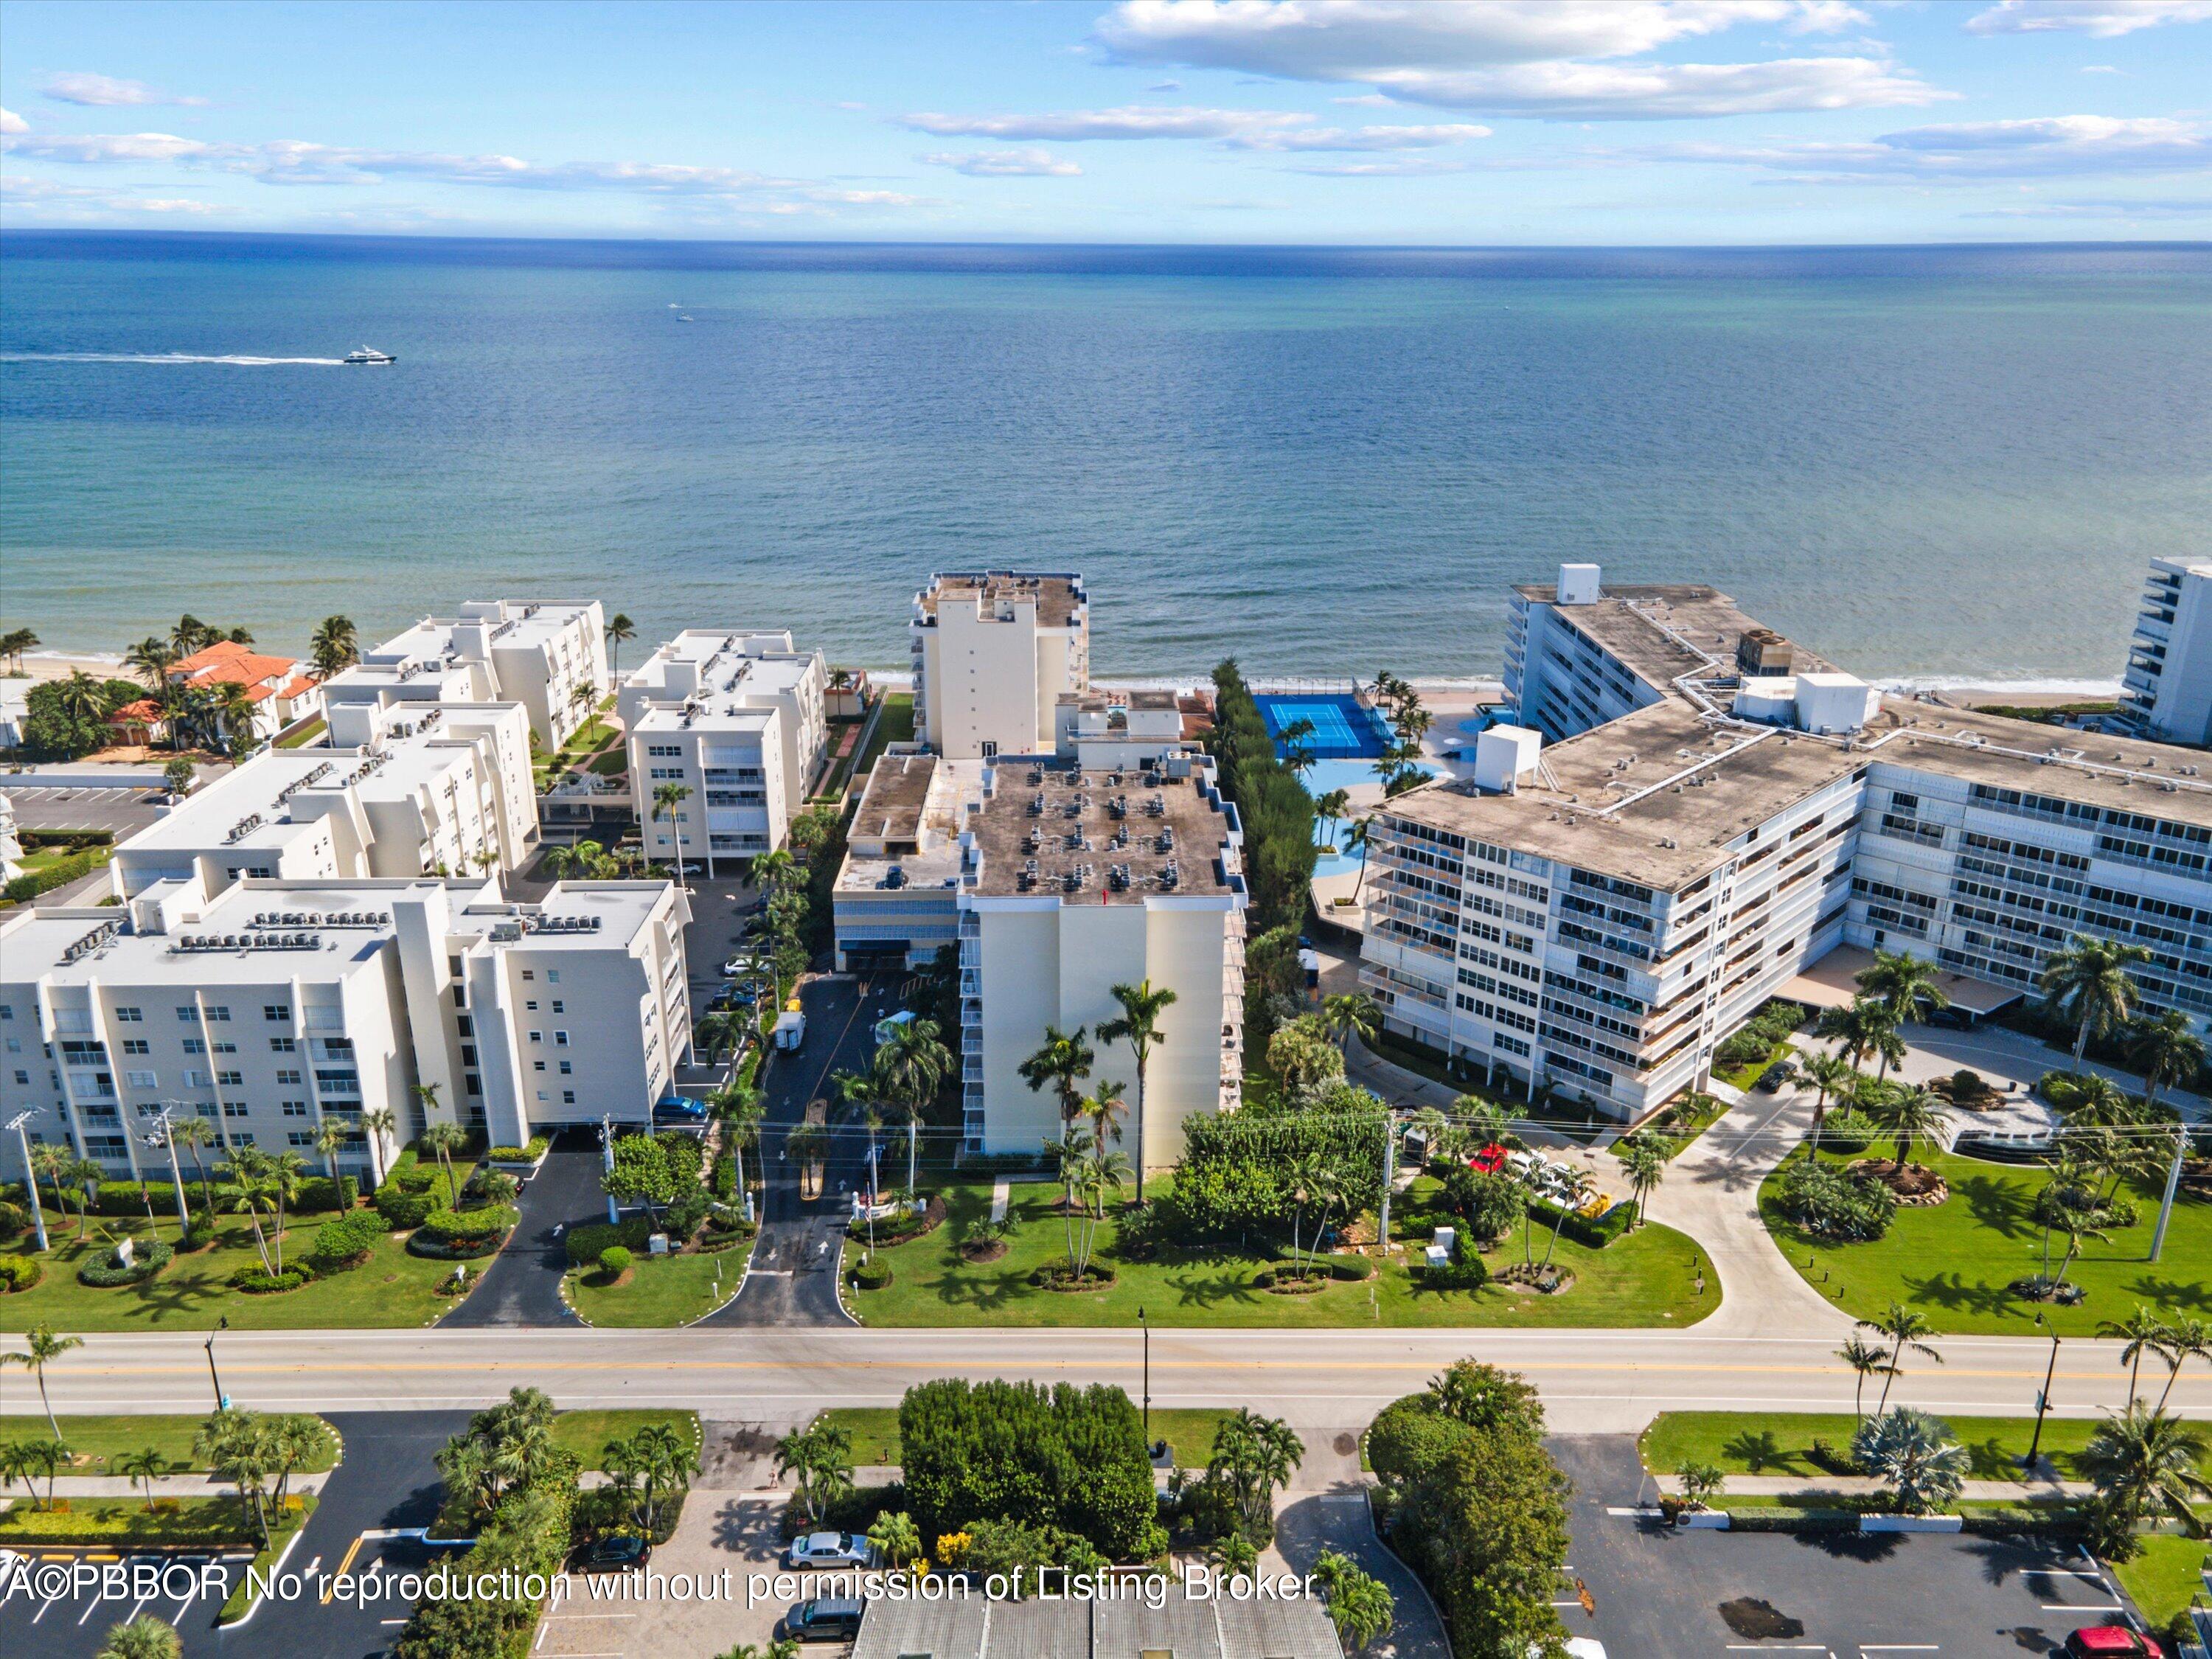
94;1179;243;1217
294;1175;358;1214
852;1259;892;1290
564;1217;655;1266
77;1240;173;1287
1776;1157;1896;1241
375;1186;437;1230
1440;1166;1525;1242
229;1263;314;1294
1526;1194;1633;1249
1326;1252;1374;1281
313;1212;383;1270
179;1222;215;1253
1415;1255;1489;1292
0;1200;28;1245
419;1204;518;1245
1169;1083;1388;1242
483;1138;549;1164
0;1252;45;1292
1811;1109;1879;1155
598;1245;633;1276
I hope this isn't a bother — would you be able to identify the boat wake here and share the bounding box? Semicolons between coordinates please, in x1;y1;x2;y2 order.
0;351;348;366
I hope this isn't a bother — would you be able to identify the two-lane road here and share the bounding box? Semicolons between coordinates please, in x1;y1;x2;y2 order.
10;1326;2200;1436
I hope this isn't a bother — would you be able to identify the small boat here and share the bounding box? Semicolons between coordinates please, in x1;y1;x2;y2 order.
342;346;396;365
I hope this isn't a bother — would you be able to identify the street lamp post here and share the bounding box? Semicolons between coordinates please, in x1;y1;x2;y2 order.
205;1315;231;1412
4;1111;48;1253
1138;1304;1152;1457
2022;1334;2061;1472
1377;1118;1399;1251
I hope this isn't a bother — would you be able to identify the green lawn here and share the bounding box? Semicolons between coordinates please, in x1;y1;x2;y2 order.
844;1180;1713;1329
0;1414;340;1475
1719;1039;1793;1093
0;1493;311;1546
274;717;326;749
2112;1535;2208;1633
1759;1146;2212;1336
552;1409;701;1469
815;1404;1237;1470
843;692;915;793
563;1242;748;1328
0;1208;478;1332
1639;1411;2212;1485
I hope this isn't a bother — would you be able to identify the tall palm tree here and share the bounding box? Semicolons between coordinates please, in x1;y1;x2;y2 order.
122;636;177;690
1837;1335;1891;1422
313;1118;352;1188
2098;1306;2175;1404
1615;1132;1666;1230
1814;995;1893;1074
605;613;636;675
1868;1085;1947;1173
1321;991;1382;1054
360;1106;397;1189
1;1324;84;1440
877;1017;950;1192
1207;1408;1304;1537
1098;979;1176;1188
1856;1301;1943;1416
652;782;692;880
785;1119;830;1200
420;1119;467;1208
308;615;358;679
1083;1078;1130;1156
1801;1051;1858;1141
119;1445;167;1511
2153;1315;2210;1412
2040;933;2154;1068
2129;1009;2204;1116
170;615;218;656
168;1113;218;1217
1018;1024;1095;1134
2077;1402;2212;1533
55;668;110;724
1855;948;1952;1027
1345;815;1377;905
1314;788;1350;843
0;627;38;672
713;1079;764;1209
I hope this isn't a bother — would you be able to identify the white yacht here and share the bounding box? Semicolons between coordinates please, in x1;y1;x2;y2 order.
342;346;396;365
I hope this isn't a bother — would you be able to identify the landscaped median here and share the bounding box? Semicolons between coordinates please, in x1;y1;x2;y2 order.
839;1177;1711;1329
813;1403;1237;1470
0;1492;316;1548
0;1413;340;1478
1640;1410;2212;1488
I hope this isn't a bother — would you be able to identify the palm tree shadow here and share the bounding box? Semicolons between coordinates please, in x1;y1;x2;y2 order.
930;1267;1029;1312
2124;1273;2212;1314
1958;1175;2036;1242
1901;1271;2022;1321
1167;1268;1261;1309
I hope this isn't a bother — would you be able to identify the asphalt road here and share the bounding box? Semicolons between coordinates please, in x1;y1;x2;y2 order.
10;1327;2199;1436
436;1135;603;1329
704;973;902;1329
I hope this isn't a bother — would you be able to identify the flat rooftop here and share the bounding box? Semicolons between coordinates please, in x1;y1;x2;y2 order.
625;630;811;695
916;570;1085;629
849;752;939;844
369;600;596;662
967;759;1238;902
1516;582;1840;698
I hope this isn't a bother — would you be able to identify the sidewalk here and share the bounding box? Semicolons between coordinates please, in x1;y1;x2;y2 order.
1650;1472;2091;1500
38;1470;335;1500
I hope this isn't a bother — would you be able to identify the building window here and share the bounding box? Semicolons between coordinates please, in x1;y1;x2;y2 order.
529;1031;542;1044
232;1132;257;1147
217;1070;243;1088
562;1091;576;1105
526;1001;538;1011
182;1038;206;1056
126;1070;158;1090
559;1060;572;1075
551;1001;564;1014
461;1045;478;1067
205;1006;231;1022
223;1102;249;1119
176;1006;195;1023
521;970;535;982
547;970;560;984
114;1006;142;1023
554;1031;569;1047
465;1073;482;1096
288;1132;316;1149
264;1004;291;1022
121;1040;150;1057
271;1037;296;1053
276;1069;302;1085
282;1101;310;1117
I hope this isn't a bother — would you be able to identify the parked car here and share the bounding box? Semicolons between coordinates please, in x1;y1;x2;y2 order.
780;1597;866;1642
722;954;764;977
574;1534;650;1573
1756;1060;1799;1092
2066;1629;2164;1658
785;1531;874;1570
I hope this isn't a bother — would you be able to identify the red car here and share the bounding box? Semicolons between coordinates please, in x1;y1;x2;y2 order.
1467;1143;1508;1175
2066;1627;2164;1658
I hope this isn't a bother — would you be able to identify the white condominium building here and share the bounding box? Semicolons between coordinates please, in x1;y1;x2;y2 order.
328;599;610;748
1053;689;1194;771
911;571;1089;760
0;872;691;1186
619;629;830;870
1365;565;2212;1120
832;751;984;975
108;702;540;900
955;755;1246;1173
2115;557;2212;748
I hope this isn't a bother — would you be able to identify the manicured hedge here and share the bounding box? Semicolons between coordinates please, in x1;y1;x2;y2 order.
77;1240;173;1287
313;1211;383;1269
852;1259;892;1290
94;1175;355;1217
484;1138;549;1164
3;846;111;905
1526;1194;1634;1249
19;828;116;850
565;1216;656;1266
418;1204;518;1244
1413;1256;1489;1291
375;1186;437;1229
230;1264;315;1293
0;1252;46;1292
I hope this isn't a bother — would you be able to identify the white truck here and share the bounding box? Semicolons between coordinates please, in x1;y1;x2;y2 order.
772;1009;807;1051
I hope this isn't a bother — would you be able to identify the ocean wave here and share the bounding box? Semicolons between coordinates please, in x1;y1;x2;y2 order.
0;352;347;366
1872;675;2122;697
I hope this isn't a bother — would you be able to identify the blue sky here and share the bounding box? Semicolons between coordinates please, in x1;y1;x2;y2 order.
1;0;2207;243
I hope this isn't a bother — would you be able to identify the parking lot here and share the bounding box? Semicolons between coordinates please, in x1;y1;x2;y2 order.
1552;1436;2145;1658
3;783;170;838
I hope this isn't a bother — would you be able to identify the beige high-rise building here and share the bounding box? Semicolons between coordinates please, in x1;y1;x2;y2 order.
911;571;1088;759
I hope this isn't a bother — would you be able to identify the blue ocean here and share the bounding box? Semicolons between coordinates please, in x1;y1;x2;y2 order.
2;233;2207;684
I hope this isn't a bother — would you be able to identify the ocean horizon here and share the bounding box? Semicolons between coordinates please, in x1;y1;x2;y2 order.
3;231;2207;686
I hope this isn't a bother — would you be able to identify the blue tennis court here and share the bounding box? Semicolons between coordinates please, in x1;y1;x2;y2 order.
1252;692;1396;760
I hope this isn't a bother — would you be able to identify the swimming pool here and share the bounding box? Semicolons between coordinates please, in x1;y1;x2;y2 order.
1252;692;1396;760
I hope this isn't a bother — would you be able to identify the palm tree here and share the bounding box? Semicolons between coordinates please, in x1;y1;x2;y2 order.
2078;1402;2212;1533
2153;1316;2210;1412
1083;1077;1130;1158
652;782;692;880
1801;1051;1859;1141
752;846;800;894
2041;933;2154;1068
2129;1009;2203;1116
119;1444;167;1510
1814;996;1895;1075
1615;1132;1666;1229
1540;1166;1593;1269
94;1615;182;1659
1206;1408;1304;1539
866;1509;924;1576
55;668;111;726
2098;1307;2175;1405
1837;1335;1891;1422
1851;1408;1969;1514
877;1017;952;1192
1314;787;1350;844
1312;1549;1395;1653
29;1141;75;1234
1857;1301;1943;1416
1071;1148;1129;1275
773;1421;853;1528
195;1410;276;1547
0;627;38;672
65;1155;103;1240
1098;978;1177;1188
1868;1085;1947;1174
695;1010;745;1068
122;636;177;689
605;613;636;675
309;615;358;679
1321;991;1381;1055
1856;948;1952;1027
168;1113;218;1214
360;1105;397;1188
313;1118;352;1188
421;1118;467;1207
785;1119;830;1200
1;1324;84;1439
1043;1124;1094;1269
1019;1024;1095;1133
1345;815;1377;905
169;614;217;656
714;1082;764;1211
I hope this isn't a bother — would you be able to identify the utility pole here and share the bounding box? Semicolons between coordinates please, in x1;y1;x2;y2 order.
148;1102;190;1234
1377;1119;1398;1251
5;1112;48;1253
2149;1128;2186;1262
1139;1304;1152;1456
205;1316;230;1412
2022;1334;2060;1472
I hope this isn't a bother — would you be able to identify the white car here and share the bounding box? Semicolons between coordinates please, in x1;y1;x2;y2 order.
785;1531;873;1571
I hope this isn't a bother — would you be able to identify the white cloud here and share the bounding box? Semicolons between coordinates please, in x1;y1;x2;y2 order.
40;71;205;107
0;108;27;136
1146;79;1183;90
921;147;1084;175
1331;92;1399;105
1961;194;2211;217
1649;114;2209;178
1090;1;1941;119
900;104;1308;139
2081;62;2126;69
1284;156;1474;175
0;130;919;209
1966;1;2212;37
1;173;230;214
1226;121;1491;150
